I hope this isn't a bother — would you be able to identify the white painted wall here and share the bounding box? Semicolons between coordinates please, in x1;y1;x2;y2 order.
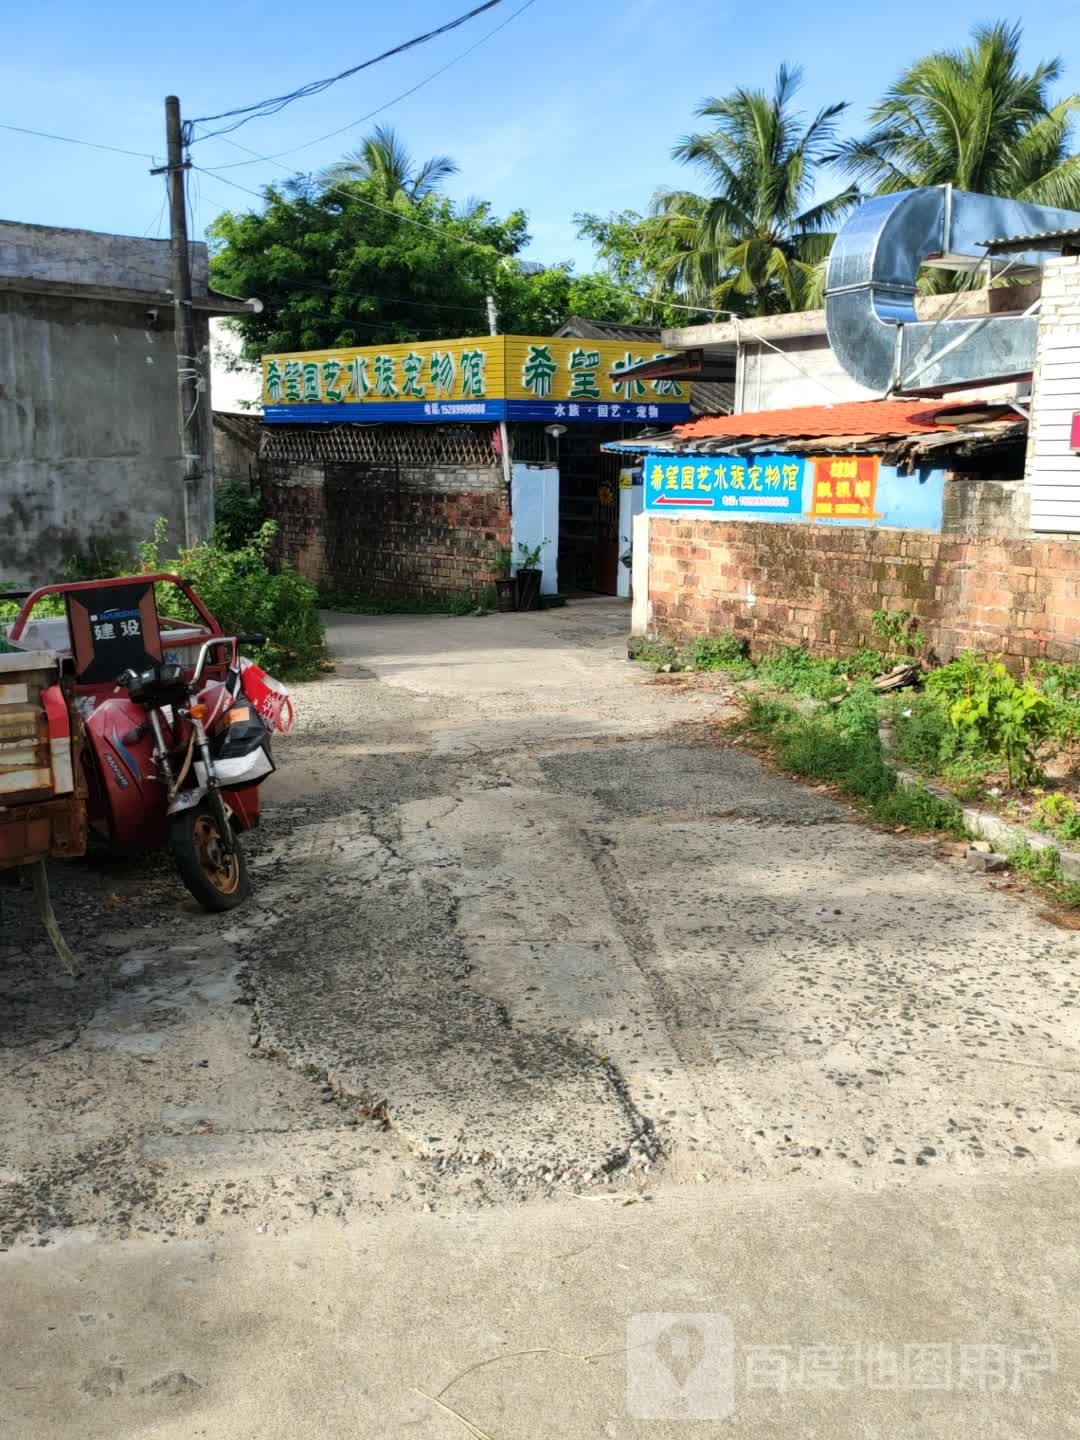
630;511;651;636
511;462;559;594
736;335;878;411
1026;256;1080;534
617;469;644;600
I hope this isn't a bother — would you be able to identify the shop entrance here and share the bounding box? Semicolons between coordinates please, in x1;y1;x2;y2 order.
556;425;627;596
511;423;643;599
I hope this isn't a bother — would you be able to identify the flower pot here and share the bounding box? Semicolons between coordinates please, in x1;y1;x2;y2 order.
495;577;517;613
516;569;542;612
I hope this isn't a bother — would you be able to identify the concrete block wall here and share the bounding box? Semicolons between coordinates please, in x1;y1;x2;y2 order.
0;219;211;295
0;292;199;585
261;461;510;599
646;517;1080;667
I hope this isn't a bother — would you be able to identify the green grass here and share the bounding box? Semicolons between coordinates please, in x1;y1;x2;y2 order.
1008;841;1080;907
631;631;753;675
756;644;879;699
741;694;966;836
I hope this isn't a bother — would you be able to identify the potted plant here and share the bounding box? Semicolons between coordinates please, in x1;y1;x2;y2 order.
515;540;545;612
493;545;517;613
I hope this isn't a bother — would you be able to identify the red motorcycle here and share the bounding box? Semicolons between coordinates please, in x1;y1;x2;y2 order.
4;574;291;912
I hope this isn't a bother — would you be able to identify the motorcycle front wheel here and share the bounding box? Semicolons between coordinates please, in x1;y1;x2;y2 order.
171;800;252;912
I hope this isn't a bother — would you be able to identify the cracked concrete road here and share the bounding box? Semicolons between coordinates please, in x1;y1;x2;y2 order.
3;599;1080;1437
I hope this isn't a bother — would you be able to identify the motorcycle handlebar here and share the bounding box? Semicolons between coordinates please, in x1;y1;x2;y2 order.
189;636;240;687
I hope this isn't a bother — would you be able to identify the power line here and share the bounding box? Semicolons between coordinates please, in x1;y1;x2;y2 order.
186;0;512;143
246;271;490;318
194;160;724;319
142;179;170;239
0;120;156;160
201;0;539;173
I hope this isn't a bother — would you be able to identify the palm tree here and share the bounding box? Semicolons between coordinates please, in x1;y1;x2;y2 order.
830;22;1080;207
651;65;857;315
318;123;458;203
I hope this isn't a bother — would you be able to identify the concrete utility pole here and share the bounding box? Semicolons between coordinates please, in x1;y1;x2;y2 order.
163;96;204;546
486;294;514;501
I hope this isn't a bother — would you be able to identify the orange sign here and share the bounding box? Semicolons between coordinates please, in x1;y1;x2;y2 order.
810;456;880;520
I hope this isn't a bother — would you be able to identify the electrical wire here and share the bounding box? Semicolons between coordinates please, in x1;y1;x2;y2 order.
0;119;156;159
193;161;724;318
142;179;170;239
186;0;511;143
201;0;539;172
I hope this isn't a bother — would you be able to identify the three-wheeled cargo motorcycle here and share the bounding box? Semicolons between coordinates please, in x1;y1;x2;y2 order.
2;573;292;912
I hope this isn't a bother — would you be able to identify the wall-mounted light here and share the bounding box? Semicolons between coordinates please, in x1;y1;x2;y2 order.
544;422;567;463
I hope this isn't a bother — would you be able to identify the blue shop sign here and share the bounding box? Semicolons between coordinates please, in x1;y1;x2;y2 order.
643;453;808;515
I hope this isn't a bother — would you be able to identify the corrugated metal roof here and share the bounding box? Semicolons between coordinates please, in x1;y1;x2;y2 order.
555;316;669;343
982;227;1080;254
689;381;734;417
603;398;1025;462
677;399;966;442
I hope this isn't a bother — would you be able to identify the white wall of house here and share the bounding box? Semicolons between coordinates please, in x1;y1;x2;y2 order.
735;334;878;412
511;462;559;594
210;318;262;414
1026;255;1080;534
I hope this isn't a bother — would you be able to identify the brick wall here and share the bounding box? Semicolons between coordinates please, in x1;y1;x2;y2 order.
648;515;1080;667
261;461;510;599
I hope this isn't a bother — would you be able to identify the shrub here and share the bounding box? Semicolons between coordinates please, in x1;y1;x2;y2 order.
1035;663;1080;770
872;607;927;659
165;524;326;680
213;482;265;550
947;663;1050;788
7;520;326;681
926;653;1050;789
925;650;989;707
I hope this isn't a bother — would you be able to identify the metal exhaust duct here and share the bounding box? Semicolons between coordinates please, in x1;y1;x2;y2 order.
825;186;1080;394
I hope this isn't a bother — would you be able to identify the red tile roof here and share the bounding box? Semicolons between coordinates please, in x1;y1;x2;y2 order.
675;399;1005;442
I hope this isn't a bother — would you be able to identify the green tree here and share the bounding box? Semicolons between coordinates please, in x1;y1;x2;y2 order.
317;123;459;203
830;22;1080;208
574;210;704;326
650;65;857;315
492;262;655;333
208;176;656;360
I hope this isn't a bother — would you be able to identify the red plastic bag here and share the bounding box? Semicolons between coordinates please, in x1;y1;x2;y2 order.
239;658;295;733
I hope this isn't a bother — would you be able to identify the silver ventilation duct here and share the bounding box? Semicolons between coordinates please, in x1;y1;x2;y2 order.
825;186;1080;394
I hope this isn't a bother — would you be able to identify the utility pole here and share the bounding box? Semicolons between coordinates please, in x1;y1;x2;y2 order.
486;293;513;501
162;96;204;546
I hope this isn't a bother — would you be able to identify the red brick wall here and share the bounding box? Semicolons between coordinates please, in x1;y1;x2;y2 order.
261;463;510;599
649;519;1080;666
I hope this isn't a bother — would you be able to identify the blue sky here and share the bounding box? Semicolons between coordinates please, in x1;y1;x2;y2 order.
2;0;1079;272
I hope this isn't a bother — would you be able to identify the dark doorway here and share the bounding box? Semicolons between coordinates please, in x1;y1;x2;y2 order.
556;425;624;595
